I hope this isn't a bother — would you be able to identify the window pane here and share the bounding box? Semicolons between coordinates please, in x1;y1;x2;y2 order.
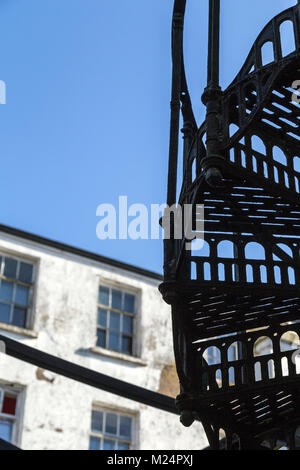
0;281;14;301
105;413;117;435
111;289;122;310
122;315;133;335
89;436;100;450
4;258;17;279
0;303;10;324
103;438;115;450
12;307;26;328
15;285;29;306
91;410;103;433
124;293;135;313
118;442;130;450
96;329;106;348
0;420;12;442
119;416;132;439
18;262;33;284
108;332;120;351
97;309;107;328
121;336;132;355
207;346;220;365
228;345;238;362
99;286;109;306
2;395;17;416
110;312;120;332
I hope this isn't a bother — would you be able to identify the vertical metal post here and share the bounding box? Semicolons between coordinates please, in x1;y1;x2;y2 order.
207;0;221;89
234;237;245;381
201;0;223;186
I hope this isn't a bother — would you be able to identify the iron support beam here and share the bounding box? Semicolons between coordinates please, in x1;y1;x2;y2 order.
0;438;21;451
0;334;178;416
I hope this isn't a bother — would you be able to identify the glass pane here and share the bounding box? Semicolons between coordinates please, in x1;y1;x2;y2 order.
207;346;221;365
110;312;120;332
103;439;115;450
121;336;132;355
228;344;238;362
18;262;33;284
105;413;117;435
118;442;130;450
122;315;133;335
0;303;10;324
97;309;107;327
2;395;17;416
91;410;103;433
111;289;122;310
124;293;135;313
99;286;109;306
3;258;17;279
12;307;26;328
0;420;12;442
89;436;100;450
108;332;120;351
119;416;132;439
96;329;106;348
0;281;14;301
15;285;29;306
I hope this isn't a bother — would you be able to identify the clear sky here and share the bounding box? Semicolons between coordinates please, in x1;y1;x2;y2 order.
0;0;296;273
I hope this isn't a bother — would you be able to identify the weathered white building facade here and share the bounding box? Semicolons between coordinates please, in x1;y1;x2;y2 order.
0;225;208;450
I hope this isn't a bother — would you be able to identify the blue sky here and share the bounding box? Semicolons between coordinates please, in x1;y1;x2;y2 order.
0;0;296;273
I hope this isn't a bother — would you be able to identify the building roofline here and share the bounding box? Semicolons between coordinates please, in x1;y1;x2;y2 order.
0;224;163;282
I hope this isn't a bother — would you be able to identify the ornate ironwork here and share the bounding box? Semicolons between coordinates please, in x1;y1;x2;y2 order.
160;0;300;450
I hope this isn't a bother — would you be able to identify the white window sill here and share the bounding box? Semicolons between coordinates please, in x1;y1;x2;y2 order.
90;346;147;366
0;322;38;339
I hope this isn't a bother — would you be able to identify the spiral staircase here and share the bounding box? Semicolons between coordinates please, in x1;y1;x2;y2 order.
160;1;300;450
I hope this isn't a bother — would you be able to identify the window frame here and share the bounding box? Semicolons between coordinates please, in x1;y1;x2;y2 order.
96;284;138;357
89;407;135;450
0;384;24;446
0;252;36;330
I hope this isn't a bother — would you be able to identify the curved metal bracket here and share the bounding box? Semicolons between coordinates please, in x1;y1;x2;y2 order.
167;0;197;207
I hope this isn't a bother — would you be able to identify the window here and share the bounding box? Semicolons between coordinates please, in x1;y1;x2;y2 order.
89;409;133;450
0;255;34;328
0;386;21;444
97;285;136;356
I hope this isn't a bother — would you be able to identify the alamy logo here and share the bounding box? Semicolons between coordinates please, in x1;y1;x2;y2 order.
96;196;205;250
291;80;300;104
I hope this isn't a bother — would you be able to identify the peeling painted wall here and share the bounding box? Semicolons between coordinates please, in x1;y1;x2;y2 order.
158;364;180;398
0;232;208;450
